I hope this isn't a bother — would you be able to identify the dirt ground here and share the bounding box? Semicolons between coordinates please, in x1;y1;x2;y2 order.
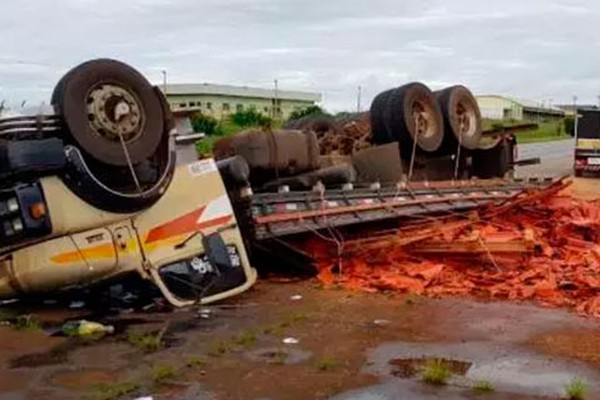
0;177;599;400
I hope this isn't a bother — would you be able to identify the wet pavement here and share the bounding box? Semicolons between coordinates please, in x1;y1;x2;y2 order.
516;138;573;177
0;283;599;400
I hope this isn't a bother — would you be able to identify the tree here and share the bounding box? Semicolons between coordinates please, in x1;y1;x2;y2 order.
190;113;220;136
230;109;273;128
288;105;328;122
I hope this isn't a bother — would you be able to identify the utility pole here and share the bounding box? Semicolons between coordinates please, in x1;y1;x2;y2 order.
573;95;579;140
356;85;362;113
161;70;167;94
273;79;279;121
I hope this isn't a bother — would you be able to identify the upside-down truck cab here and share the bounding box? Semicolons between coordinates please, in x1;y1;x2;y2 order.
0;157;257;306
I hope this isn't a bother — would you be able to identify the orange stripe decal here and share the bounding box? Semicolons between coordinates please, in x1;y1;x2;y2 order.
51;243;116;265
145;207;233;245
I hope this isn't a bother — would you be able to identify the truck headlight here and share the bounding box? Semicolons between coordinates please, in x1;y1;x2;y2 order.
6;198;19;213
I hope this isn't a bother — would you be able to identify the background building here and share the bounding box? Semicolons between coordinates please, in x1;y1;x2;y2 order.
161;83;322;121
476;95;565;122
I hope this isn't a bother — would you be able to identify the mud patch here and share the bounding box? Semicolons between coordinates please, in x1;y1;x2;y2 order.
52;369;119;391
9;342;71;368
245;347;313;365
389;357;472;378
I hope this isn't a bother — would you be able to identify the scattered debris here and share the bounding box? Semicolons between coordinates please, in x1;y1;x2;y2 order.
290;294;303;301
198;308;212;319
316;357;339;371
305;189;600;318
373;319;390;327
62;320;114;337
69;301;85;309
282;337;299;345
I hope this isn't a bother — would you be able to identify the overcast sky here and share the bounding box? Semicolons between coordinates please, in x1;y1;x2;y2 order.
1;0;599;111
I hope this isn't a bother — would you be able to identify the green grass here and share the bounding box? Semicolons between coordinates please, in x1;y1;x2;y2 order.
316;357;339;372
564;378;588;400
272;352;287;365
185;357;206;368
473;379;495;393
152;364;176;383
126;331;162;353
482;118;571;144
234;330;257;348
87;381;140;400
13;315;42;331
421;359;451;385
208;339;232;357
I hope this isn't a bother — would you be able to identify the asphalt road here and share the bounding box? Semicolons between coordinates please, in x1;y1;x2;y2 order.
515;138;574;177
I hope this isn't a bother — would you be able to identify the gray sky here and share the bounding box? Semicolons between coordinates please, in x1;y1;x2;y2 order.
1;0;599;111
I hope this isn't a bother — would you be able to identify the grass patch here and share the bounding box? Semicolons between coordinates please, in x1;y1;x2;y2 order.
87;381;139;400
126;331;162;353
473;379;494;393
263;312;308;336
234;330;257;348
152;364;176;383
208;340;232;357
482;118;570;144
421;359;451;385
564;378;588;400
273;352;287;365
13;315;42;331
404;293;421;305
185;357;206;368
316;357;339;372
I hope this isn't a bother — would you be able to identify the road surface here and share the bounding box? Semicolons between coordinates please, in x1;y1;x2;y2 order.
515;138;574;177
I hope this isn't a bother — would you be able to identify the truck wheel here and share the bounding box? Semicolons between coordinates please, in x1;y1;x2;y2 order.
435;85;482;153
385;83;443;158
52;59;164;166
370;89;395;144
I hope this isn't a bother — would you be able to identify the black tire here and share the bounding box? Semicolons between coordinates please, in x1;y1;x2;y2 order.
370;89;395;144
472;139;511;179
52;59;164;166
385;83;443;158
435;85;482;154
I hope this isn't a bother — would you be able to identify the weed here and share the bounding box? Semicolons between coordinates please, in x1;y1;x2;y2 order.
0;310;16;322
13;315;41;331
234;330;257;348
185;357;206;368
152;364;176;383
473;379;494;393
263;312;308;336
316;357;339;372
208;340;231;357
270;351;288;365
87;381;139;400
404;293;421;305
126;331;161;353
263;324;284;336
564;378;588;400
421;359;451;385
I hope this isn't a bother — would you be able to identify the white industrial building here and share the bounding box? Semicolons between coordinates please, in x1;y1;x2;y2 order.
476;95;565;122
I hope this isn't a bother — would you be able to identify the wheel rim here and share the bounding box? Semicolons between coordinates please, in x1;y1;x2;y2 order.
411;100;437;140
86;83;145;144
86;83;147;193
455;100;478;141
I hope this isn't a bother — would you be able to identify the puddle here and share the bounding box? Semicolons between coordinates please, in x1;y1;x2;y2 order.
389;357;472;378
361;341;600;398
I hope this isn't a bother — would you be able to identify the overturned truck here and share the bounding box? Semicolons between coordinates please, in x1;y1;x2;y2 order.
0;59;552;306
